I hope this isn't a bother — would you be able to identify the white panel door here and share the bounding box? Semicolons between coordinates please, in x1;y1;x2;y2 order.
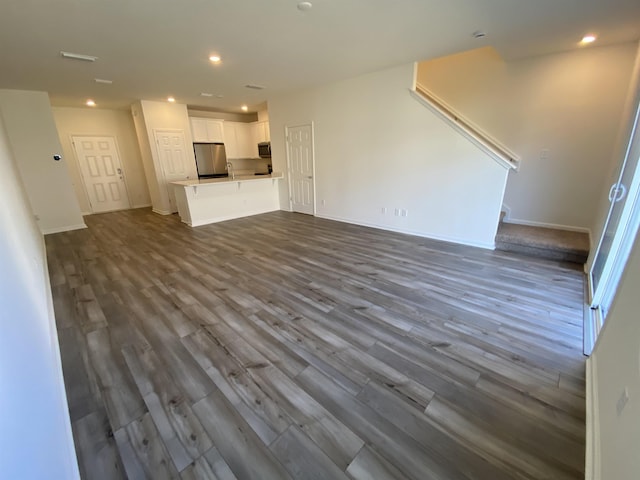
287;124;314;215
154;129;189;212
72;135;130;213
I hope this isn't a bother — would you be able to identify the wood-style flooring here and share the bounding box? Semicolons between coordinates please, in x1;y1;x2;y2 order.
46;208;586;480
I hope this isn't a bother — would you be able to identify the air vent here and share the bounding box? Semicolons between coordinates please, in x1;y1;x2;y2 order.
245;84;266;90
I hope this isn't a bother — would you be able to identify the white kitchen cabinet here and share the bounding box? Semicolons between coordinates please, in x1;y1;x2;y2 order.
253;121;270;143
190;117;224;143
224;121;254;158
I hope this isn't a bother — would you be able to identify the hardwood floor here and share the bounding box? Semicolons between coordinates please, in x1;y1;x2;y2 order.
46;208;586;480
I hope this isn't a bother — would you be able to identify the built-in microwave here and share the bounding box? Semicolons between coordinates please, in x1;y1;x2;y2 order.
258;142;271;158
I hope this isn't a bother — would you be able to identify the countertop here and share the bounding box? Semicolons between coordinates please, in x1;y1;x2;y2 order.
171;172;283;187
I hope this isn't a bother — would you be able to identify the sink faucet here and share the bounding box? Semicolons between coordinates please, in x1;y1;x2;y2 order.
226;162;235;179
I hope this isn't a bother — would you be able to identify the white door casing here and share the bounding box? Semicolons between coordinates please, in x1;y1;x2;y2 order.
72;135;130;213
154;129;190;213
286;124;315;215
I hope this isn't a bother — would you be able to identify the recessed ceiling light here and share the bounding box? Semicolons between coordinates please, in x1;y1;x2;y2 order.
245;84;266;90
200;93;213;97
86;99;96;107
61;51;98;62
241;105;248;112
94;78;113;84
209;55;221;63
297;1;313;12
167;96;176;103
580;34;597;45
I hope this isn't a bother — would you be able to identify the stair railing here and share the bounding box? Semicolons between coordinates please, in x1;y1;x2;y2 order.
411;82;519;171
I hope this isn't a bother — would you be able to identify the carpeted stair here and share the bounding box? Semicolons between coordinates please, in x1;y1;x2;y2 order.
495;216;590;264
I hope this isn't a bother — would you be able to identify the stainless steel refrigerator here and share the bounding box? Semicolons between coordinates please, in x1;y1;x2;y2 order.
193;143;228;178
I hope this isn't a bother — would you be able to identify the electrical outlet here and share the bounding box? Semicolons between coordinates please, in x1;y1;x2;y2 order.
616;387;630;416
321;199;326;206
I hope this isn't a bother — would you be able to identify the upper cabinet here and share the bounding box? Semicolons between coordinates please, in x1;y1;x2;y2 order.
225;122;255;159
190;116;270;159
253;121;270;144
190;117;224;143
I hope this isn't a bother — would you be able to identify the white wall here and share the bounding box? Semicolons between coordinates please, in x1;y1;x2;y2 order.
131;100;198;214
257;108;269;122
0;90;85;234
590;229;640;479
0;114;80;479
417;43;637;233
268;63;510;249
52;107;151;213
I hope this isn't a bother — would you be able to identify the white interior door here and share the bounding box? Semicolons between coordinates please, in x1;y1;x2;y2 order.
72;136;130;213
287;124;315;215
154;129;189;212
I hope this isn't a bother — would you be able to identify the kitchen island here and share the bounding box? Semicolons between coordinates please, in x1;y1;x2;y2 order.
171;173;283;227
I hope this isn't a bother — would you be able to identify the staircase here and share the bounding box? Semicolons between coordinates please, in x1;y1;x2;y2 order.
495;215;590;264
412;81;589;264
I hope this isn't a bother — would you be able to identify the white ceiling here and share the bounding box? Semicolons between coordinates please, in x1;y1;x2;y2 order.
0;0;638;112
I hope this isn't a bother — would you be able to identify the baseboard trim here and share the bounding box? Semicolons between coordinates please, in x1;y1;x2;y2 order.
152;208;173;216
501;203;512;220
41;223;87;235
132;203;152;209
315;213;495;250
585;357;600;480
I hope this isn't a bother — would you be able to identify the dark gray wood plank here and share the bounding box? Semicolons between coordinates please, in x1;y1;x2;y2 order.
270;425;351;480
113;412;179;479
180;447;237;480
72;411;126;480
122;343;214;472
296;365;470;480
86;327;147;430
346;446;409;480
192;390;293;480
